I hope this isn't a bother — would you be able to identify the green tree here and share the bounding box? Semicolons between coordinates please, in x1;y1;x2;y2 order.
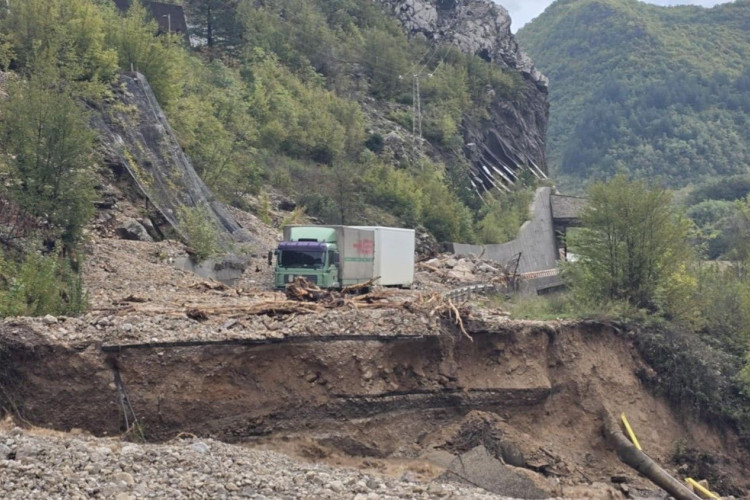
0;72;96;245
184;0;242;54
106;0;185;105
1;0;118;90
569;174;694;310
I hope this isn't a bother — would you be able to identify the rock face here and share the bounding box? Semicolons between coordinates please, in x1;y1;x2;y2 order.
376;0;549;187
90;72;250;248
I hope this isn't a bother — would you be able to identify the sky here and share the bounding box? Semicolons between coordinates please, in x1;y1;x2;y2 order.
500;0;732;32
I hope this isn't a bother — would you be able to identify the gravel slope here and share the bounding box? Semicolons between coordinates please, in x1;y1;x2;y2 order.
0;426;520;500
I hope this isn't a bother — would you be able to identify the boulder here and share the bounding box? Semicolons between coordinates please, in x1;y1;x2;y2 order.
116;218;154;242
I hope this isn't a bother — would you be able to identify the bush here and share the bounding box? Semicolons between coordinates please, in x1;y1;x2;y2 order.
0;250;88;317
364;134;384;154
634;325;750;449
177;204;222;261
475;189;533;244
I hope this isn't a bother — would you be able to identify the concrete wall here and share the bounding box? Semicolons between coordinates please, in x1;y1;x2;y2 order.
452;187;558;274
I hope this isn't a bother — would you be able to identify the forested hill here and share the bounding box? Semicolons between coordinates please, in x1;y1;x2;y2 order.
0;0;551;252
517;0;750;187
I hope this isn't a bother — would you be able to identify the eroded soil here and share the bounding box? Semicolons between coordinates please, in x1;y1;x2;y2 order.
1;195;749;498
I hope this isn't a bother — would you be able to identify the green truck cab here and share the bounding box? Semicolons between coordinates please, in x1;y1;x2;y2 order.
272;227;341;288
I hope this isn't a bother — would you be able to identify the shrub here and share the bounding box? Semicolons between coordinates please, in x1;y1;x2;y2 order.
177;204;222;261
0;250;88;317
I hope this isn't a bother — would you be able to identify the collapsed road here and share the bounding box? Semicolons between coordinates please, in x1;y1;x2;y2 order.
2;304;749;498
1;236;749;498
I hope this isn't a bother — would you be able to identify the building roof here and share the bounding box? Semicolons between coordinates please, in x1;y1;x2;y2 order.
112;0;188;35
550;194;586;221
145;2;188;34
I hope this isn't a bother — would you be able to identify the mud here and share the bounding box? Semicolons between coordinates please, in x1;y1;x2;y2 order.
2;319;749;497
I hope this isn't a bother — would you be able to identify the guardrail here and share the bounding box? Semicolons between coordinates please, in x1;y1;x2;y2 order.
442;268;562;301
520;268;559;279
442;283;503;301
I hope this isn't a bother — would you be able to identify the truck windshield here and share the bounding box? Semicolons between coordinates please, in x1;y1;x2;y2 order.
279;250;326;269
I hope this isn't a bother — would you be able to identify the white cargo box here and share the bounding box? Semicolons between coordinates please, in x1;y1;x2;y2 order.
352;226;414;287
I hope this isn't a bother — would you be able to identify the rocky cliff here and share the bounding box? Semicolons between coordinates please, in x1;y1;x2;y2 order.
376;0;549;187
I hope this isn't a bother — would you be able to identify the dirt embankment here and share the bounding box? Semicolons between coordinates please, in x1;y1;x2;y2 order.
2;318;748;497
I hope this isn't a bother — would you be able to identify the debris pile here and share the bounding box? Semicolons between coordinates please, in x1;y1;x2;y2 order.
417;254;520;290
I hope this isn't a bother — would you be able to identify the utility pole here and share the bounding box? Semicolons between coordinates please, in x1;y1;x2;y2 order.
163;13;171;34
412;74;422;139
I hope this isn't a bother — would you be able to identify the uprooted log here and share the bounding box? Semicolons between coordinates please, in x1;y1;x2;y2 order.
428;297;473;342
284;276;381;301
601;410;701;500
284;276;331;302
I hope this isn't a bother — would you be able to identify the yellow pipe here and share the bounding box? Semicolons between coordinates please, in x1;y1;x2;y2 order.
620;413;642;451
685;478;720;499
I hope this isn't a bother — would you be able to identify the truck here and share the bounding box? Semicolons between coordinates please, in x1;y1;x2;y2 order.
270;225;415;289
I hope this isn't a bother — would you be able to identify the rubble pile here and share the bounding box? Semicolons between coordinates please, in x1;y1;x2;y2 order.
416;254;519;290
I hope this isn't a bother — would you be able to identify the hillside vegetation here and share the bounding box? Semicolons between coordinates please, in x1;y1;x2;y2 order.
517;0;750;186
0;0;534;315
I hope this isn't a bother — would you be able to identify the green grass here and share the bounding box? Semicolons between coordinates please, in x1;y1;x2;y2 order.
491;291;650;323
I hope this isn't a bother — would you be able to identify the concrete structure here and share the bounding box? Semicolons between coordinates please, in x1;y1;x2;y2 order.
450;187;585;293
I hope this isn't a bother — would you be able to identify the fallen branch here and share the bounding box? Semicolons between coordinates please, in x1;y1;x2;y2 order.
117;294;148;304
341;276;380;294
447;297;473;342
189;281;228;292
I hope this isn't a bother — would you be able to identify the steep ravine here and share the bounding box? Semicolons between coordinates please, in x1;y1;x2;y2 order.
1;320;748;496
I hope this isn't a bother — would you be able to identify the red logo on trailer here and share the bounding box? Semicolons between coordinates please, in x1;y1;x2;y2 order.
353;239;374;255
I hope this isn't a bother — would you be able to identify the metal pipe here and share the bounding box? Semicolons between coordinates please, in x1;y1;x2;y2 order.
601;410;701;500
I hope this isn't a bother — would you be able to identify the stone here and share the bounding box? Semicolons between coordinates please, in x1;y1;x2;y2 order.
475;263;499;273
114;472;135;486
499;440;525;468
116;218;154;242
120;444;140;455
42;314;58;325
329;480;343;493
190;442;210;454
427;483;446;496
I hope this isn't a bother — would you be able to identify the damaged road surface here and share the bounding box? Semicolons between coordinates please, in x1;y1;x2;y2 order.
3;308;750;498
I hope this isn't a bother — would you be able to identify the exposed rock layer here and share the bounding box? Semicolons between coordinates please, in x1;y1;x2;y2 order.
376;0;549;186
